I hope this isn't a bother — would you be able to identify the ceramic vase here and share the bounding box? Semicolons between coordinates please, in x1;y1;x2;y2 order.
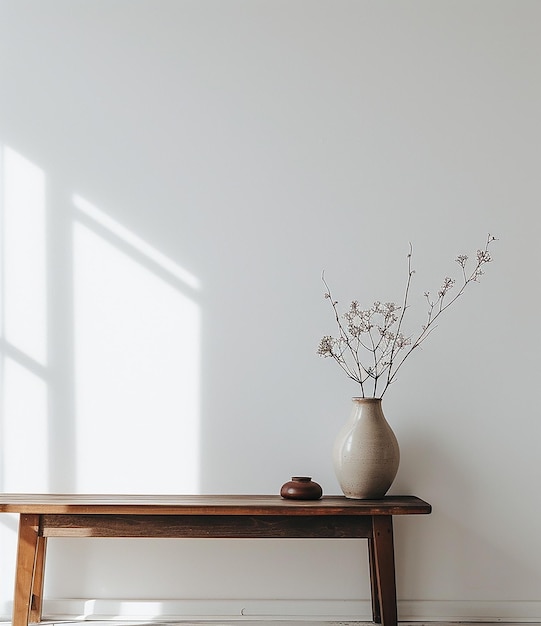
333;397;400;499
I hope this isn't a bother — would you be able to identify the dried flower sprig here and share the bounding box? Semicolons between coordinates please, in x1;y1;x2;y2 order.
318;234;496;398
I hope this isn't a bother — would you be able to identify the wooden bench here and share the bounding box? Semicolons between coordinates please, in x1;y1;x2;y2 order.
0;494;431;626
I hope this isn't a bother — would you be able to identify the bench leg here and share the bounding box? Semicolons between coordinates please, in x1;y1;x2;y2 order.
13;514;40;626
371;516;397;626
29;536;47;623
368;536;381;623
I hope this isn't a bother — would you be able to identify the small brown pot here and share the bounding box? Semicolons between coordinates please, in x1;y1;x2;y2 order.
280;476;323;500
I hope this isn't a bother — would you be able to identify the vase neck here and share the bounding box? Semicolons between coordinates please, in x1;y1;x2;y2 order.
350;397;385;420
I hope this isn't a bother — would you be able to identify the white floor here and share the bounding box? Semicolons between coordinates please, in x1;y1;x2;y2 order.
0;620;384;625
0;619;541;626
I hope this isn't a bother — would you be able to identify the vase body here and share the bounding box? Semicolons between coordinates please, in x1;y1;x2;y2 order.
333;397;400;499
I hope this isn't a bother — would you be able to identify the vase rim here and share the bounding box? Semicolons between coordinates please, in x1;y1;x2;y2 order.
351;396;382;402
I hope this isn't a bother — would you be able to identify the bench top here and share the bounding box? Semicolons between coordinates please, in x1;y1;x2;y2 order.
0;494;431;516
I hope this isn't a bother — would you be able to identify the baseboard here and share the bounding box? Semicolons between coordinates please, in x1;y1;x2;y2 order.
398;601;541;621
33;599;541;622
1;599;540;622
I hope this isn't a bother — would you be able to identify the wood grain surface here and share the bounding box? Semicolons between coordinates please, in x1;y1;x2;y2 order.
0;494;431;516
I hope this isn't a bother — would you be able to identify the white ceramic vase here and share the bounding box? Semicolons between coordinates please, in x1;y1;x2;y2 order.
333;397;400;499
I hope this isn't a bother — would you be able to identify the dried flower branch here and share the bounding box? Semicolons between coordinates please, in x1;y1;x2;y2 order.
318;234;496;398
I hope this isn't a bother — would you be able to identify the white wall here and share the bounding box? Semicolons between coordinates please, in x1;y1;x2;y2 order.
0;0;540;621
